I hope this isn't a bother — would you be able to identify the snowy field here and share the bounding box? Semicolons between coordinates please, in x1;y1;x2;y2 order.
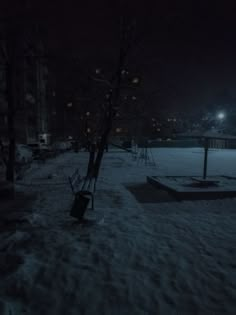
1;147;236;315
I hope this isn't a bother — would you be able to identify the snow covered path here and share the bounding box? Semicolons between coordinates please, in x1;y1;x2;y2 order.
1;148;236;314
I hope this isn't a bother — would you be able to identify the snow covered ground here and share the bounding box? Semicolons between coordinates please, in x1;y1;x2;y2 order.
1;148;236;314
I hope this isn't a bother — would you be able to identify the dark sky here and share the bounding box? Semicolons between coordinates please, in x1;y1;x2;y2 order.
2;0;236;113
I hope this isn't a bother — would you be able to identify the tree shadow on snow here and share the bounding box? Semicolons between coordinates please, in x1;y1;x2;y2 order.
125;182;177;203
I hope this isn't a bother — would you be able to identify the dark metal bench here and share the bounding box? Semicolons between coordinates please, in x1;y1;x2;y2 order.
68;169;96;222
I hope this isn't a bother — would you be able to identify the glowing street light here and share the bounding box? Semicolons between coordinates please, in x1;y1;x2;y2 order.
217;112;225;120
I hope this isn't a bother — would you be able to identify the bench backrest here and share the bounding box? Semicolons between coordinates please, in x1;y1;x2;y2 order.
69;168;83;194
69;168;97;196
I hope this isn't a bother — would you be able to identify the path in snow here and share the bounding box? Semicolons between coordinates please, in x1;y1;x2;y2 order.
0;148;236;314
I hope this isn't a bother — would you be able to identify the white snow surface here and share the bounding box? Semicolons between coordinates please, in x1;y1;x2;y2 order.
1;148;236;315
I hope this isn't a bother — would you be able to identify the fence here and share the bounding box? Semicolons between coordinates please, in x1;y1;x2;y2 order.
147;139;236;149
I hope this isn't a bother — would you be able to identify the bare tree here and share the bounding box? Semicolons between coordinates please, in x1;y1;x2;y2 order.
85;17;138;182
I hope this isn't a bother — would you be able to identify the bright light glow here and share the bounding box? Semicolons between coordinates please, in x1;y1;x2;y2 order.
132;77;139;84
217;112;225;120
67;102;73;108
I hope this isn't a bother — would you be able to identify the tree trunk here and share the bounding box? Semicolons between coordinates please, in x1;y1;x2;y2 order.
93;115;112;179
6;62;16;183
86;18;133;183
5;29;17;186
92;47;125;180
86;142;96;177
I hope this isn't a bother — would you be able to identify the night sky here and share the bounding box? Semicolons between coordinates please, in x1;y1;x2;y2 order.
2;0;236;113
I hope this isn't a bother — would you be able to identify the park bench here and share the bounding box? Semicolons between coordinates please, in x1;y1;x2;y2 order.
68;168;96;222
68;168;83;194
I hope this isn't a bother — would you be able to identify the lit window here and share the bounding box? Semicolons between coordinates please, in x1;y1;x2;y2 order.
67;102;73;108
87;128;91;133
86;111;90;116
116;128;122;133
132;96;137;100
132;77;139;84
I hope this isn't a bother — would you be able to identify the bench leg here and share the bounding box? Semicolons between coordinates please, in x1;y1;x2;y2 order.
91;194;94;210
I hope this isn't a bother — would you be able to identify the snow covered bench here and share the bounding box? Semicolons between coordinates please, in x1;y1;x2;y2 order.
68;169;96;222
